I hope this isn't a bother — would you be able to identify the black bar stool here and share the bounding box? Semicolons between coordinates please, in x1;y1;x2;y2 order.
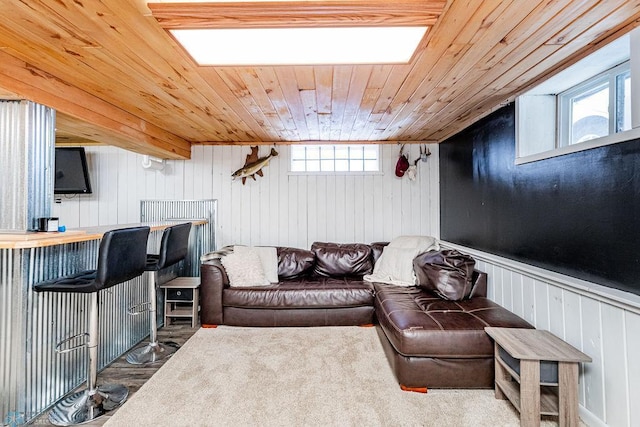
126;222;192;365
34;226;150;426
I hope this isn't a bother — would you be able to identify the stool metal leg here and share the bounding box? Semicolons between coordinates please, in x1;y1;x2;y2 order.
48;293;129;426
126;272;178;365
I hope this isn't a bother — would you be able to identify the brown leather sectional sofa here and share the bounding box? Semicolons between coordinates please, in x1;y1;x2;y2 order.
200;242;533;390
201;243;381;327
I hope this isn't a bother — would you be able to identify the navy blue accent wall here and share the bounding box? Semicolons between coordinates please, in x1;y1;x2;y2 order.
440;103;640;296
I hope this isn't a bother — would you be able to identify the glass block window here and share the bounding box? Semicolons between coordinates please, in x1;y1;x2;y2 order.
290;145;379;172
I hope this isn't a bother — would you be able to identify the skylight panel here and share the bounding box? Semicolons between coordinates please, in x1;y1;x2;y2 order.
170;26;428;66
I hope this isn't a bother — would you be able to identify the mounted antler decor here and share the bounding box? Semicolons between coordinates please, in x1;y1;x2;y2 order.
420;144;431;162
408;145;431;181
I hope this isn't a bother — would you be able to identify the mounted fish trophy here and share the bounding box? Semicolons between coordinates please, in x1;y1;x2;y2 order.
232;146;278;184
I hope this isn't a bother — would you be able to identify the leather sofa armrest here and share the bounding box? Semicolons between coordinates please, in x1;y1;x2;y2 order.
200;260;228;326
469;270;487;298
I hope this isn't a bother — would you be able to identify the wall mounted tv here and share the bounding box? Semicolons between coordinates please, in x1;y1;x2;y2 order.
54;147;92;194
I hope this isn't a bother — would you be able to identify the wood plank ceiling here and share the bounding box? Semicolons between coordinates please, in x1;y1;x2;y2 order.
0;0;639;159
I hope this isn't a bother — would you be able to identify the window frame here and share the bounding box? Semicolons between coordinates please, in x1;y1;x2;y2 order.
557;61;630;148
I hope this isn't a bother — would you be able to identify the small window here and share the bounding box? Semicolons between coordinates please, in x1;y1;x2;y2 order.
558;62;630;146
290;144;379;173
515;31;640;164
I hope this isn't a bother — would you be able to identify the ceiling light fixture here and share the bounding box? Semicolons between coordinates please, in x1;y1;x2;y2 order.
148;1;446;66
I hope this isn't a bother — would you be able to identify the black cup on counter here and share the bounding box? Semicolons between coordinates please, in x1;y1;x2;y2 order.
37;217;59;232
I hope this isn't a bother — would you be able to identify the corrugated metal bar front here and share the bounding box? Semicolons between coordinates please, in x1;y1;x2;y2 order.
0;100;54;232
0;230;164;424
0;247;22;425
140;199;217;276
26;102;55;231
0;101;23;231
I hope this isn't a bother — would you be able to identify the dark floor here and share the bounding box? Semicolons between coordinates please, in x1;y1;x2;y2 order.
31;323;199;426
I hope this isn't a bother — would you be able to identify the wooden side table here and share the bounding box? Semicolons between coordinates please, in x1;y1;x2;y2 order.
485;327;591;427
161;277;200;328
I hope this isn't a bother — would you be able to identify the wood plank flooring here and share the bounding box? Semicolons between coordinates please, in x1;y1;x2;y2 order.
32;323;199;426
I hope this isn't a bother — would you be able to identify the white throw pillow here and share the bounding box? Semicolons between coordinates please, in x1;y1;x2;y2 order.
364;246;425;286
364;235;439;286
387;235;439;251
221;248;270;287
234;245;279;283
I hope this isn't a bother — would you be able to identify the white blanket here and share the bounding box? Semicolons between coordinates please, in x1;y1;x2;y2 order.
364;236;439;286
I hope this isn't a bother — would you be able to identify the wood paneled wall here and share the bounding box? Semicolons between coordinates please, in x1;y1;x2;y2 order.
442;242;640;427
52;144;439;248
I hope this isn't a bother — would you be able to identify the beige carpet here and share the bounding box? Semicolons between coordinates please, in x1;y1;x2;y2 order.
104;326;560;427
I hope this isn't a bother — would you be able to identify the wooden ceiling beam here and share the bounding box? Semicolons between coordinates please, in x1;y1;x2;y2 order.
0;50;191;159
0;87;20;100
148;1;445;29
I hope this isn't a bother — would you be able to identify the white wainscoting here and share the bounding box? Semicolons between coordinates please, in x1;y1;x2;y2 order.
53;144;439;248
443;242;640;427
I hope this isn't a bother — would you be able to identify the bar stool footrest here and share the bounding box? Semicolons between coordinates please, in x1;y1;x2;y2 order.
125;341;179;365
127;301;151;315
55;333;89;354
48;383;128;426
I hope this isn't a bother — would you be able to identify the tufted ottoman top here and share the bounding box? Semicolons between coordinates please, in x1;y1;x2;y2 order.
374;283;533;358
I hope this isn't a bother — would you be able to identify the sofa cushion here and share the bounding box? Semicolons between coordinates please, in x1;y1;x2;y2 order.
374;283;532;358
311;242;373;277
414;249;476;300
276;247;315;279
370;242;389;264
224;277;375;309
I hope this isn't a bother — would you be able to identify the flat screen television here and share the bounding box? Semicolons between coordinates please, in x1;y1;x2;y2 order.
54;147;92;194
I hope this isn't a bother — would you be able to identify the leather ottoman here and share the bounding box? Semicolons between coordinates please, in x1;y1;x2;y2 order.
374;282;533;390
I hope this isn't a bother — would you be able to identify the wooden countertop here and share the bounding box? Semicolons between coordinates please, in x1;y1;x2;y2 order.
0;220;207;249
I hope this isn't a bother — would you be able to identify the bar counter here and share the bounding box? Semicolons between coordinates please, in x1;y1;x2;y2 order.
0;221;209;425
0;221;206;249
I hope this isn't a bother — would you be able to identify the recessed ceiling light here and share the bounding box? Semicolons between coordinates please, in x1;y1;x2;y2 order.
170;26;428;66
